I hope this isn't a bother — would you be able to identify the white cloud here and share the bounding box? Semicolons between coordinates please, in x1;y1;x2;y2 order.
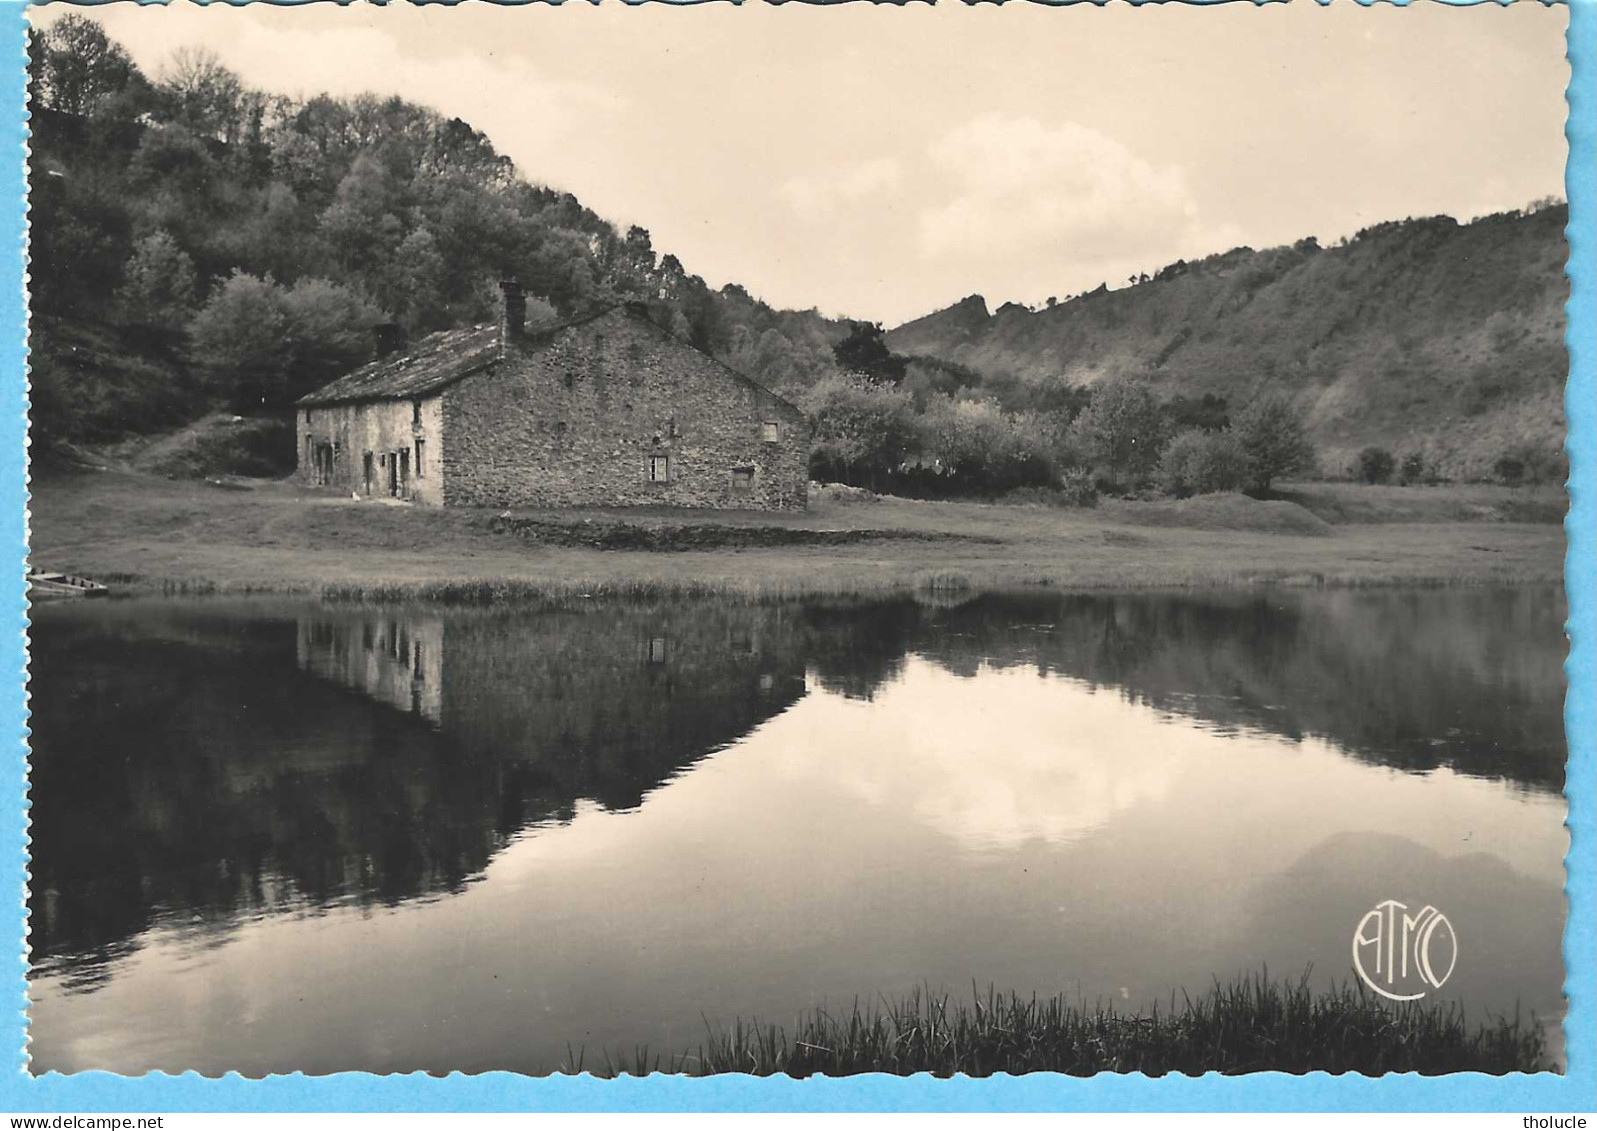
50;8;626;174
779;156;904;221
45;3;1565;325
917;114;1202;265
255;27;625;165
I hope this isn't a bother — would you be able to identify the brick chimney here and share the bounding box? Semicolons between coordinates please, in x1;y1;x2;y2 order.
499;278;526;346
373;322;406;360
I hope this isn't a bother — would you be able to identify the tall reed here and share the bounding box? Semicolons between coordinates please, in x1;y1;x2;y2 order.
566;972;1548;1077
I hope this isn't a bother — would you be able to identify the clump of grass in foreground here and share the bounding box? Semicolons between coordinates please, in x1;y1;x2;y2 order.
568;973;1547;1077
913;568;974;593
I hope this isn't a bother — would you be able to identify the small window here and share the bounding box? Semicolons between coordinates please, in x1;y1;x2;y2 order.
649;454;671;483
762;421;779;443
412;400;422;426
647;636;668;663
415;439;425;478
730;466;754;493
304;409;312;424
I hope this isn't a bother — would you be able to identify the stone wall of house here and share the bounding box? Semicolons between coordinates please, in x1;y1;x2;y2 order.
440;308;809;511
296;395;445;506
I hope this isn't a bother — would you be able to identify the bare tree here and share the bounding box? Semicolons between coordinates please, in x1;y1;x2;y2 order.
161;45;245;143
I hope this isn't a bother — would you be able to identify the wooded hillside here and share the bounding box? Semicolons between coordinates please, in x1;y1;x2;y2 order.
27;15;848;450
887;208;1569;479
28;15;1569;485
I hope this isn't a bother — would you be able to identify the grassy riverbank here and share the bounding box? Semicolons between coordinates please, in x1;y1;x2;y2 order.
574;975;1550;1077
28;466;1564;601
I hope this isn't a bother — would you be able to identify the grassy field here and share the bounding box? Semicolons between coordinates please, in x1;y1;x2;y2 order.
27;467;1565;601
572;974;1549;1077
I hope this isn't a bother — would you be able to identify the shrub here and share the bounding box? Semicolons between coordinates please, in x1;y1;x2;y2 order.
1157;429;1249;497
811;481;880;506
1400;452;1427;485
1494;454;1526;487
1491;443;1563;489
918;396;1055;495
1056;467;1100;508
1502;443;1567;488
802;373;921;491
1232;393;1315;493
1067;376;1169;491
999;474;1098;509
1156;440;1195;496
1358;446;1396;485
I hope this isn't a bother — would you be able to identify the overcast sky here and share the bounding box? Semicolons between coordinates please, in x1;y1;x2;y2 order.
43;1;1569;325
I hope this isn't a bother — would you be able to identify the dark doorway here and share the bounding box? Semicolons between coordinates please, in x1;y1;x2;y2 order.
313;443;335;486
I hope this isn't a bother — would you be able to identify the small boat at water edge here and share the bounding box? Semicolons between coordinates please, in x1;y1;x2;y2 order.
27;571;110;599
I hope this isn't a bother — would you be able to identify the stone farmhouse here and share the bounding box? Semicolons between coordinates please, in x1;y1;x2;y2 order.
294;282;809;511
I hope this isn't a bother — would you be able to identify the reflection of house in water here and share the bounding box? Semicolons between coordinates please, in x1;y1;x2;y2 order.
29;602;811;989
28;590;1565;997
292;605;810;812
297;616;444;725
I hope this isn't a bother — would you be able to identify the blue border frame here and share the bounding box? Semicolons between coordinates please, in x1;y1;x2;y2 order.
1;0;1591;1112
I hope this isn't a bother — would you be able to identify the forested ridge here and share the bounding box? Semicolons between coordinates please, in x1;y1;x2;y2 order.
27;15;850;451
28;15;1569;491
888;207;1570;480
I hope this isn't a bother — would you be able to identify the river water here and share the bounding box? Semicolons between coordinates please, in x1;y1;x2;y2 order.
26;587;1567;1075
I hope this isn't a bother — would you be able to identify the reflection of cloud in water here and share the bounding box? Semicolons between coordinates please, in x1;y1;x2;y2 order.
786;658;1182;851
27;590;1568;1075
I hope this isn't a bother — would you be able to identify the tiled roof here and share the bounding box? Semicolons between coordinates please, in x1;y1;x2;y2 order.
295;324;502;407
295;303;804;418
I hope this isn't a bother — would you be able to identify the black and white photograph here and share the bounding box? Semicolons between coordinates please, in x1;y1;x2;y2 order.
22;0;1571;1079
